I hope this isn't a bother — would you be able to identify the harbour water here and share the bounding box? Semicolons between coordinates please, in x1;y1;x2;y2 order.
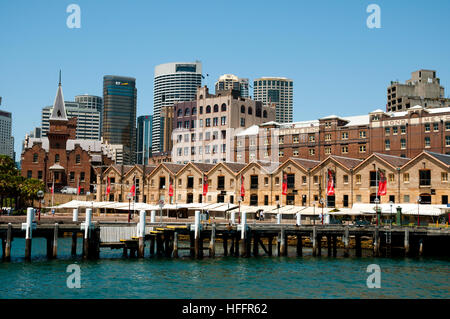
0;237;449;299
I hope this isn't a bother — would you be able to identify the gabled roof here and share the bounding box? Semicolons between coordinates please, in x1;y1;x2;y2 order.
222;162;247;173
423;151;450;167
192;162;216;173
161;163;185;174
313;155;363;171
237;160;278;175
290;158;321;170
354;153;410;171
49;83;68;121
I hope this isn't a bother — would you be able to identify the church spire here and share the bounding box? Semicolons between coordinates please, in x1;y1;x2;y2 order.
49;71;68;121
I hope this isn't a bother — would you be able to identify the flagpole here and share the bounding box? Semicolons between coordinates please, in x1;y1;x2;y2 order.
77;177;79;201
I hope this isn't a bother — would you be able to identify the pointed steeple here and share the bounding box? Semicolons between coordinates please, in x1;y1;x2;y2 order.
50;70;68;121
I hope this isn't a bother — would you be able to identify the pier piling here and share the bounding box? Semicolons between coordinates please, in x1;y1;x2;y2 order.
138;210;146;258
71;232;77;256
52;223;58;259
343;227;349;257
280;228;287;256
404;228;410;256
312;226;317;257
327;235;331;257
82;208;92;259
209;224;216;258
24;208;34;261
296;234;302;256
373;227;380;257
5;223;12;261
332;235;337;257
173;232;179;258
223;232;228;257
253;232;259;257
355;234;362;257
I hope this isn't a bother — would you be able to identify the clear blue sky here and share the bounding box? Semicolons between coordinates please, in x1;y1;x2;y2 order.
1;0;450;162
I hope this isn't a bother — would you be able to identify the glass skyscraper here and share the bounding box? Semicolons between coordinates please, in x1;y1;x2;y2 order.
152;62;202;154
253;77;293;123
102;75;137;164
136;115;153;164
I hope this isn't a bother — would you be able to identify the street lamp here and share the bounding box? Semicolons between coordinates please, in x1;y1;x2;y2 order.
319;198;325;225
417;196;421;226
37;190;44;221
374;198;380;226
312;201;316;225
127;193;133;223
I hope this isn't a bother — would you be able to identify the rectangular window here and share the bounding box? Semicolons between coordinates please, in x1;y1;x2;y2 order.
343;175;349;184
404;195;410;203
392;126;398;135
385;127;390;135
341;146;348;154
446;136;450;147
250;175;258;189
359;145;366;153
441;172;448;182
70;171;75;181
401;125;406;134
309;148;315;156
213;117;218;126
325;147;331;155
342;132;348;139
385;139;390;150
221;116;226;125
356;195;362;203
403;173;409;183
38;170;43;180
425;137;431;148
433;123;439;131
425;123;430;132
205;118;211;127
359;131;366;138
80;172;85;182
401;139;406;149
356;175;361;184
279;136;284;144
217;176;225;190
302;176;307;184
27;170;32;178
240;118;245;127
419;170;431;186
446;122;450;130
313;175;319;184
389;174;395;182
308;134;315;142
293;149;299;156
287;174;295;189
325;134;331;141
293;135;299;143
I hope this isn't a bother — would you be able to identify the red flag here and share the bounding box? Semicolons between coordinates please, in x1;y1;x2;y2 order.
282;172;287;195
77;185;81;195
168;178;174;197
326;169;335;196
240;175;245;198
106;177;111;196
130;176;136;197
377;169;387;196
51;186;54;194
202;174;208;197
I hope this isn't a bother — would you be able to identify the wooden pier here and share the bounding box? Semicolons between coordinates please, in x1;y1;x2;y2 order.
1;219;450;261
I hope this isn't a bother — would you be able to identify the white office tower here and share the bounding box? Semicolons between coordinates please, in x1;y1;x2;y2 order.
152;62;202;154
253;77;293;123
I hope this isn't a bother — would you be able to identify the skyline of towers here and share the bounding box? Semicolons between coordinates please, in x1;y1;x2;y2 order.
215;74;249;98
152;62;202;154
102;75;137;164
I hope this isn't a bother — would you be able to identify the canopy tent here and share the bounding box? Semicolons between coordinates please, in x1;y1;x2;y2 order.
351;203;446;216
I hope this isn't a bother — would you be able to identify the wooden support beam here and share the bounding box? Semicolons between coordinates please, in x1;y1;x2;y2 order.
122;246;128;258
296;234;303;257
5;223;12;261
241;229;248;258
312;227;317;257
332;235;337;257
234;233;240;257
209;224;216;258
52;223;58;259
229;233;234;256
223;232;228;257
268;235;273;257
373;227;380;257
327;234;331;257
404;228;410;256
71;232;77;256
280;228;287;257
355;235;362;257
343;227;349;257
317;233;322;257
164;233;171;257
149;235;155;256
157;233;163;257
253;232;259;257
258;238;269;255
173;232;179;258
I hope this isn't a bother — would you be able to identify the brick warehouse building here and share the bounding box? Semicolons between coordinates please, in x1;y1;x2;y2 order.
95;151;449;208
21;80;117;194
233;105;450;164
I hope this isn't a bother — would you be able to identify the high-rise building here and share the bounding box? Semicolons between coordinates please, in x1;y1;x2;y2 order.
41;102;101;140
253;77;293;123
0;109;14;159
102;75;137;164
152;62;202;154
215;74;249;98
386;69;450;112
136;115;153;164
75;94;103;134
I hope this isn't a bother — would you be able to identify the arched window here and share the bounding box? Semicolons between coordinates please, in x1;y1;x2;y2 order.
199;95;203;99
55;154;60;163
213;104;219;112
256;106;262;117
177;108;182;117
184;108;190;116
206;105;211;113
192;107;197;115
241;105;245;113
199;106;203;114
248;107;253;115
33;153;38;163
263;110;268;118
221;103;227;112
